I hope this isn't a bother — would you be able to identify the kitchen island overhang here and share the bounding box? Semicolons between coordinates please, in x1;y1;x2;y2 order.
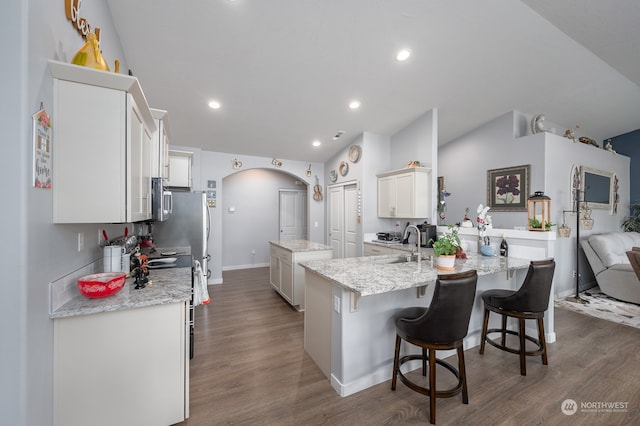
301;254;551;397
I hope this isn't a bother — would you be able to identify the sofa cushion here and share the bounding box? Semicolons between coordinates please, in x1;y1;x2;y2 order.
588;232;640;268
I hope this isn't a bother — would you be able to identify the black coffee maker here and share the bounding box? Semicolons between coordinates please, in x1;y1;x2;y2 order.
417;222;437;247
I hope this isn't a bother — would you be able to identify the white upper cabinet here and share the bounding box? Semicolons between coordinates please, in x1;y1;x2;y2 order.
377;167;431;219
50;60;156;223
150;108;170;179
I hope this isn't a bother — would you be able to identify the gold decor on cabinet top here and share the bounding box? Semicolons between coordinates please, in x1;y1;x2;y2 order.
71;32;110;71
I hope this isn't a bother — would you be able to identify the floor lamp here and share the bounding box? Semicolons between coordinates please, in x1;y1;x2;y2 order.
566;188;589;304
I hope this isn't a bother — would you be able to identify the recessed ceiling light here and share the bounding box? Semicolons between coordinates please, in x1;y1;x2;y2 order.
396;49;411;62
208;100;221;110
312;140;322;147
348;100;361;110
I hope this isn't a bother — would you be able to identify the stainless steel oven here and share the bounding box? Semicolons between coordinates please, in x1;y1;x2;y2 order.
152;177;172;222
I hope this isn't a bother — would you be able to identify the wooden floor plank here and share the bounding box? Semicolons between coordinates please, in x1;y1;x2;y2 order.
178;267;640;425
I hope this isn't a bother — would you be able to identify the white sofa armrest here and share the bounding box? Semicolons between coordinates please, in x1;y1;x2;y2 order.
581;240;606;276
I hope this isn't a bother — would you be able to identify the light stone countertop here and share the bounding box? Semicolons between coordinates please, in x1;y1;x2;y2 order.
300;254;531;296
50;266;192;319
364;240;434;255
270;239;333;253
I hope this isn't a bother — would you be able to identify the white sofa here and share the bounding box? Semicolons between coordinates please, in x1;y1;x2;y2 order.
581;232;640;304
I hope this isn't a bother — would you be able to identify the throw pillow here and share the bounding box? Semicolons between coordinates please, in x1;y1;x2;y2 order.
633;246;640;252
627;250;640;281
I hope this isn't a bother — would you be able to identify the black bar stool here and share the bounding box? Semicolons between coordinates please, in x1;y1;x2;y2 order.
391;270;478;424
479;259;555;376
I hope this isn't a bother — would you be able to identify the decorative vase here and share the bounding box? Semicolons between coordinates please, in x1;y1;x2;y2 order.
435;254;456;271
71;32;110;71
480;245;495;257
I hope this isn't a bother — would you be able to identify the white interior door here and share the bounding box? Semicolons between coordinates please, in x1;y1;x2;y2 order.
328;186;344;258
344;184;359;258
279;190;307;241
328;183;360;259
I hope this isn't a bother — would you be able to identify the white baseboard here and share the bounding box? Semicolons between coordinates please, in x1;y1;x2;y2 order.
222;262;269;271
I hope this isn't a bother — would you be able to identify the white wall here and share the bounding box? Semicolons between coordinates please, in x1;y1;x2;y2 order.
194;148;325;283
324;110;438;249
2;2;27;424
389;109;438;226
361;132;391;237
222;169;306;269
439;111;631;297
540;132;630;294
439;111;546;229
5;1;130;424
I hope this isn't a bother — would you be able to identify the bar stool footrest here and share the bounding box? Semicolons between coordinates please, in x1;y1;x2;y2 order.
484;328;545;357
397;354;463;399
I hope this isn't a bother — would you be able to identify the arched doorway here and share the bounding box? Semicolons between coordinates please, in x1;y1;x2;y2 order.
221;168;308;270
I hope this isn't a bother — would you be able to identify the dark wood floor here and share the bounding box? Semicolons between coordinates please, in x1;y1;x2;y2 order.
178;267;640;425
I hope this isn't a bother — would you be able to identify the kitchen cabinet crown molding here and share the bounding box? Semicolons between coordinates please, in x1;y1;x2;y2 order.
376;166;431;178
48;60;156;133
150;108;171;139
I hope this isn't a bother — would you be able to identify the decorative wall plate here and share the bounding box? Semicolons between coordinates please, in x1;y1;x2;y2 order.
348;144;361;163
339;161;349;177
330;170;338;182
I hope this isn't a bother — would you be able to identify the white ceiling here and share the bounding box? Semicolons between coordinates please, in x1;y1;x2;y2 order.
105;0;640;162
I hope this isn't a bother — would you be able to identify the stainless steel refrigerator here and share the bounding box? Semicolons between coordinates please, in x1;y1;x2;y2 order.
152;191;210;281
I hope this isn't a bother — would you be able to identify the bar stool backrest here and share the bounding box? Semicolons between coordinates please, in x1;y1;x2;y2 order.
501;259;555;313
398;270;478;344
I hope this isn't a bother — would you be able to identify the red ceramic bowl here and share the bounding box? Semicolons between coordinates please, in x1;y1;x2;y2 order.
78;272;127;298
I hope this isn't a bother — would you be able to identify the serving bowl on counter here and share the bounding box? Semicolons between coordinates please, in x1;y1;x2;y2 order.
77;272;127;298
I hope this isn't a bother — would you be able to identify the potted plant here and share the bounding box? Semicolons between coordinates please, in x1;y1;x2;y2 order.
429;225;461;271
622;202;640;232
528;217;556;231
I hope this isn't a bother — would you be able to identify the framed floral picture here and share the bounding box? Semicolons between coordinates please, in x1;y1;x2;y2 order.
486;165;530;211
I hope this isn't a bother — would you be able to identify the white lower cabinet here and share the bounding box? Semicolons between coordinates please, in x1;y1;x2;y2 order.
53;302;188;426
269;243;332;311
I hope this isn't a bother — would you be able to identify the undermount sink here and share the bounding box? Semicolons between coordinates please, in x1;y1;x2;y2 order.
375;256;415;264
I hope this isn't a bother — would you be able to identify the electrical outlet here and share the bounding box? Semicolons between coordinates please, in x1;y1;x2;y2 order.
572;270;577;278
77;232;84;252
334;295;341;313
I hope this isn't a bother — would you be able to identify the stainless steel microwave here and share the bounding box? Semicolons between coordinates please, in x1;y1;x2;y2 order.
152;178;172;221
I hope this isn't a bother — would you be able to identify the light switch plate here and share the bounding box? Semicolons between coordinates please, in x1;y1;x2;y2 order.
333;295;341;313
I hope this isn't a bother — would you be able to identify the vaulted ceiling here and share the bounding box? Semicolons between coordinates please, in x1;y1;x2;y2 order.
106;0;640;162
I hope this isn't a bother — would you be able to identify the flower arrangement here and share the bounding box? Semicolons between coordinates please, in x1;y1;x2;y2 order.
477;204;491;235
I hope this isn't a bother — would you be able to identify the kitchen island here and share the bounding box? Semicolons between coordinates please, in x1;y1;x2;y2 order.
301;254;542;397
50;266;191;426
269;239;333;311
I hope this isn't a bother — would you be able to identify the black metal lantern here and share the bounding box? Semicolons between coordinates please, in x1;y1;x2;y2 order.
527;191;552;231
